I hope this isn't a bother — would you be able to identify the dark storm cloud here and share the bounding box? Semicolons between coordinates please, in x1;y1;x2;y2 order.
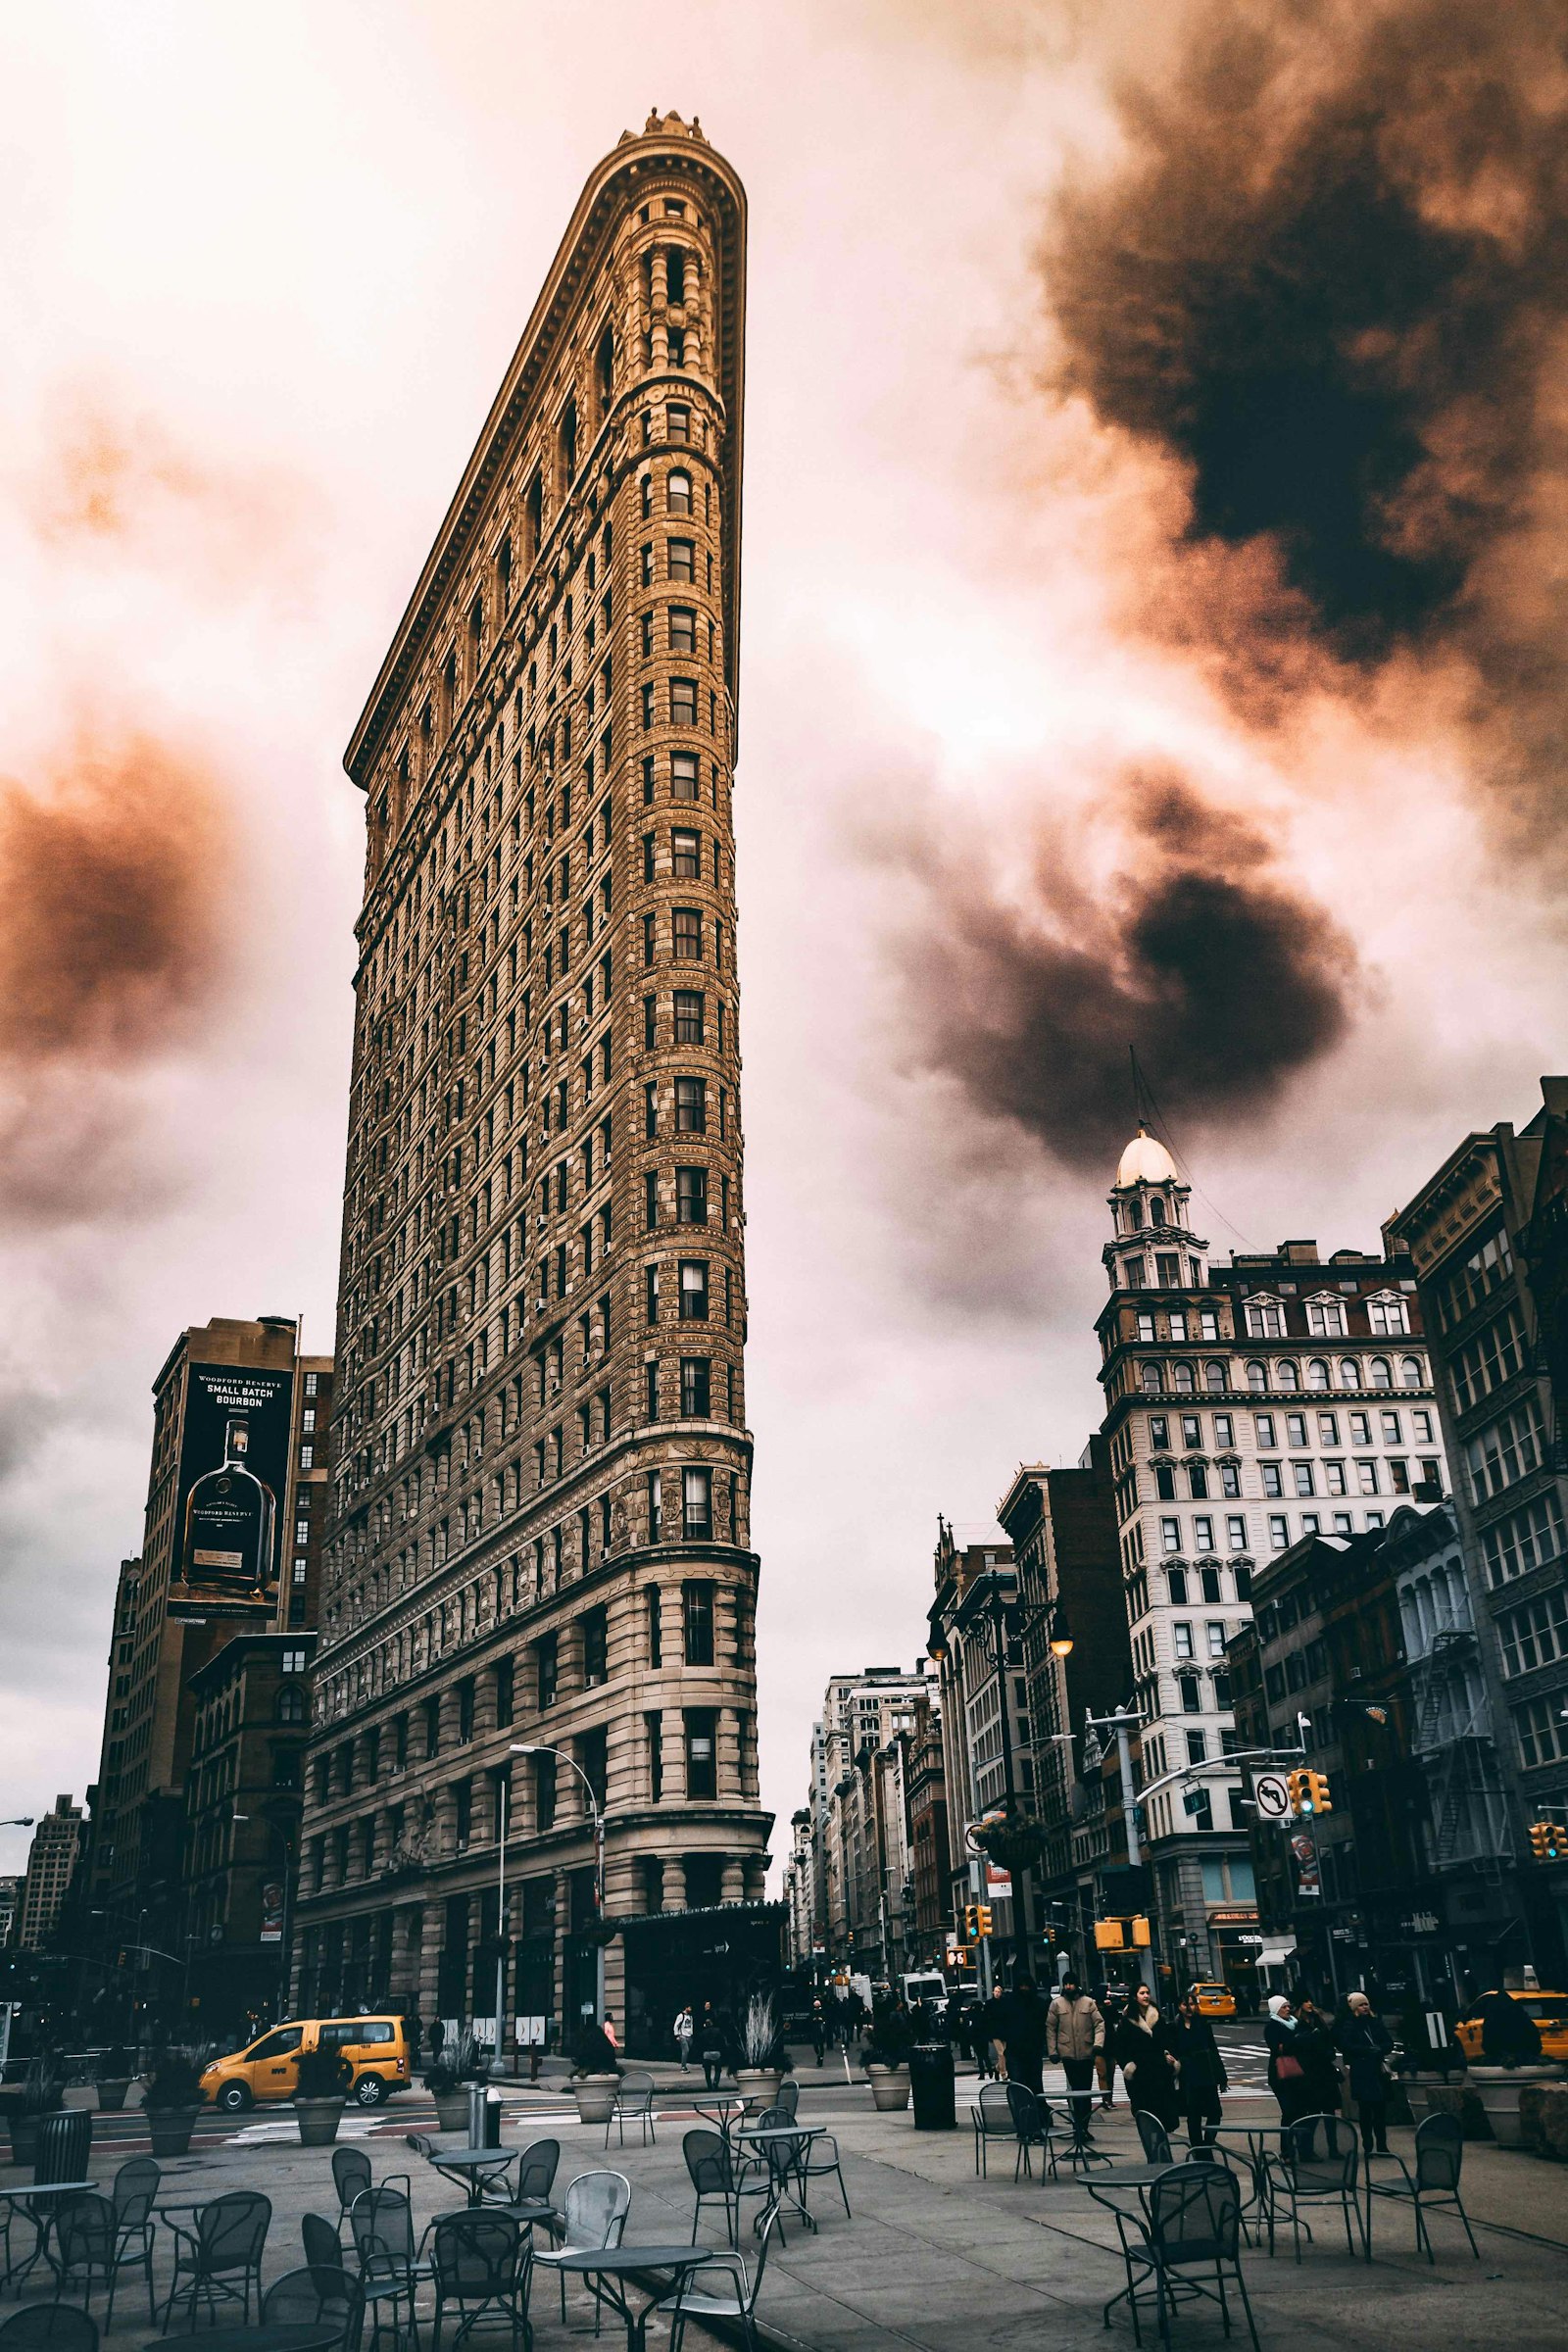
1044;0;1568;773
0;732;229;1226
893;769;1355;1167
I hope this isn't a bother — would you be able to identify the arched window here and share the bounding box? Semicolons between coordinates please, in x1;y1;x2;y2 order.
1204;1361;1227;1394
1400;1354;1423;1389
1338;1358;1359;1389
1307;1358;1331;1390
667;468;693;514
1246;1360;1268;1394
1370;1355;1393;1390
1275;1360;1300;1391
1151;1197;1167;1227
1125;1199;1144;1230
1141;1363;1164;1395
276;1686;306;1726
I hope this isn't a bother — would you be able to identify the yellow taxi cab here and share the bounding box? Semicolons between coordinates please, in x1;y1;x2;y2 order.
1189;1981;1237;2019
1453;1990;1568;2064
200;2015;410;2112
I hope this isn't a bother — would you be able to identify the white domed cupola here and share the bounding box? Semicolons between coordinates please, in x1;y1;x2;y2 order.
1104;1125;1208;1292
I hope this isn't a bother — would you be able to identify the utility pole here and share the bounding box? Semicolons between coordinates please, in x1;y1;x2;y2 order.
1085;1708;1156;1996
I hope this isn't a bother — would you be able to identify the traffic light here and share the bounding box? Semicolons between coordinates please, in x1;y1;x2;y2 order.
1130;1915;1152;1948
1287;1768;1312;1813
975;1904;994;1939
1530;1820;1564;1861
1301;1770;1331;1815
962;1904;979;1941
1094;1919;1125;1950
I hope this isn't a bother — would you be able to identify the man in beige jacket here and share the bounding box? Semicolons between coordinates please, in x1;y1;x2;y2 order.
1047;1975;1105;2148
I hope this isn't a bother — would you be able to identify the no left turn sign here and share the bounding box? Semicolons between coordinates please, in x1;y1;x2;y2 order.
1254;1772;1292;1822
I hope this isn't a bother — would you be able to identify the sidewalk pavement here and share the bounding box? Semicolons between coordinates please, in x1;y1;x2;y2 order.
11;2069;1565;2352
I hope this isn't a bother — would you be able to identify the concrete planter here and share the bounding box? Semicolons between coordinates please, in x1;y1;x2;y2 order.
1519;2082;1568;2160
571;2076;620;2126
145;2108;199;2159
1467;2065;1564;2150
735;2069;783;2114
867;2065;911;2113
1399;2074;1448;2131
431;2091;473;2133
95;2080;131;2113
296;2097;347;2148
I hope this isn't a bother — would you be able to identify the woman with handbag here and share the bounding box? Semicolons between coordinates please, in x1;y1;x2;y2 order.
1264;1993;1314;2152
1334;1992;1395;2154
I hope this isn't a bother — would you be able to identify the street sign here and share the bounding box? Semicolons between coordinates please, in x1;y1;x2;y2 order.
1254;1773;1292;1822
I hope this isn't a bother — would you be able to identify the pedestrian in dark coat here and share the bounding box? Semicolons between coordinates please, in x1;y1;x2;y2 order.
1294;1998;1343;2156
1116;1984;1180;2130
1264;1995;1317;2153
697;2002;725;2090
1096;1985;1126;2109
1334;1993;1395;2153
996;1976;1049;2096
1171;1991;1228;2147
980;1987;1009;2081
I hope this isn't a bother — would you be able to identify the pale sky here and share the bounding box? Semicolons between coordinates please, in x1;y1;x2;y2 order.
2;0;1564;1884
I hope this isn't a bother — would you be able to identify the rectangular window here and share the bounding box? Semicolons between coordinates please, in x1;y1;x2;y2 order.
648;1468;663;1542
669;606;697;655
683;1576;715;1661
684;1709;717;1798
668;538;695;581
647;1711;664;1802
1356;1458;1380;1494
581;1606;608;1687
645;1359;661;1419
1498;1588;1568;1677
1186;1729;1208;1765
1255;1414;1276;1446
680;1356;710;1417
670;677;698;726
1194;1515;1214;1552
675;1165;708;1224
534;1750;557;1832
646;1585;662;1668
679;1260;709;1320
1166;1567;1188;1603
1226;1515;1248;1551
1160;1517;1182;1553
1466;1396;1546;1503
645;1170;660;1230
672;988;705;1043
495;1657;514;1728
672;907;703;960
674;1076;707;1132
1268;1514;1290;1549
1261;1462;1283;1496
536;1633;559;1709
1481;1491;1568;1589
682;1467;712;1541
1173;1621;1195;1659
671;826;701;876
1293;1462;1316;1496
1515;1692;1568;1769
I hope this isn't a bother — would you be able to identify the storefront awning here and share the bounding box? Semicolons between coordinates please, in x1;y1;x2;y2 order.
1256;1938;1297;1965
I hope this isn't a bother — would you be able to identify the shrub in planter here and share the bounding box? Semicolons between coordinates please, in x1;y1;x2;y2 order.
425;2030;483;2132
294;2045;351;2146
95;2044;133;2112
141;2050;206;2159
1466;2063;1564;2150
6;2057;66;2164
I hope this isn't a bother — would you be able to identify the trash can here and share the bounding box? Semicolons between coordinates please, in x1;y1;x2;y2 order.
908;2042;956;2131
467;2084;504;2147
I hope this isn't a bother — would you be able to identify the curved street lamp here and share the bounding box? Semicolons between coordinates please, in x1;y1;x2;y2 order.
509;1743;609;2058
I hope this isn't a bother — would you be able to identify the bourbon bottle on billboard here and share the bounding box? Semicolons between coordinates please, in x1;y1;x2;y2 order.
181;1415;277;1597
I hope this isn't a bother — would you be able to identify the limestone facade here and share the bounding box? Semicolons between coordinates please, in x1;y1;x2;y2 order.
296;115;770;2051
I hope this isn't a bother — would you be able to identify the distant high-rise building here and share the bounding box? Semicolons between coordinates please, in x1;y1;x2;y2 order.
0;1876;20;1948
16;1796;83;1950
1098;1127;1448;1985
298;115;771;2055
82;1317;330;2033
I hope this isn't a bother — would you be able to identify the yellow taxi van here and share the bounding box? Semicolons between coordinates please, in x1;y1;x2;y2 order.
200;2015;410;2111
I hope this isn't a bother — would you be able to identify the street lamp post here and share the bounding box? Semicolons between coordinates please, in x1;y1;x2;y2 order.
510;1743;608;2033
233;1817;297;2023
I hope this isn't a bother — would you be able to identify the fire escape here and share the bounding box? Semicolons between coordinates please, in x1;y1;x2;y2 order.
1408;1607;1511;1881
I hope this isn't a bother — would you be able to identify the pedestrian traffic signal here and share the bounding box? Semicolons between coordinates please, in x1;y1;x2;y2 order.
1094;1919;1125;1950
1529;1819;1564;1861
1130;1914;1152;1947
975;1903;994;1938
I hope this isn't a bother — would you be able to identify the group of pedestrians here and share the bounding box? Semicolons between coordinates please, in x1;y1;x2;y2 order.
1263;1989;1396;2153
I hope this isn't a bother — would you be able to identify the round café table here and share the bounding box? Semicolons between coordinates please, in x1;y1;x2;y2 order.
0;2181;97;2292
141;2327;345;2352
732;2124;822;2233
548;2245;714;2352
420;2144;516;2206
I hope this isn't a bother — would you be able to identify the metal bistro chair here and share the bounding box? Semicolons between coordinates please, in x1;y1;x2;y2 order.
1133;2113;1186;2166
973;2081;1020;2179
350;2185;435;2352
973;2082;1055;2183
429;2212;529;2352
604;2071;658;2150
514;2143;561;2208
263;2266;365;2351
49;2196;146;2332
108;2160;160;2327
303;2213;349;2273
160;2190;271;2333
533;2171;629;2328
333;2148;374;2243
682;2129;756;2249
1108;2166;1259;2352
652;2199;782;2352
794;2131;852;2222
773;2081;801;2122
0;2310;99;2352
1260;2125;1365;2263
1364;2114;1480;2265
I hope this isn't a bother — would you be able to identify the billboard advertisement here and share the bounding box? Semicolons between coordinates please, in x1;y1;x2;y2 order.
171;1362;293;1618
